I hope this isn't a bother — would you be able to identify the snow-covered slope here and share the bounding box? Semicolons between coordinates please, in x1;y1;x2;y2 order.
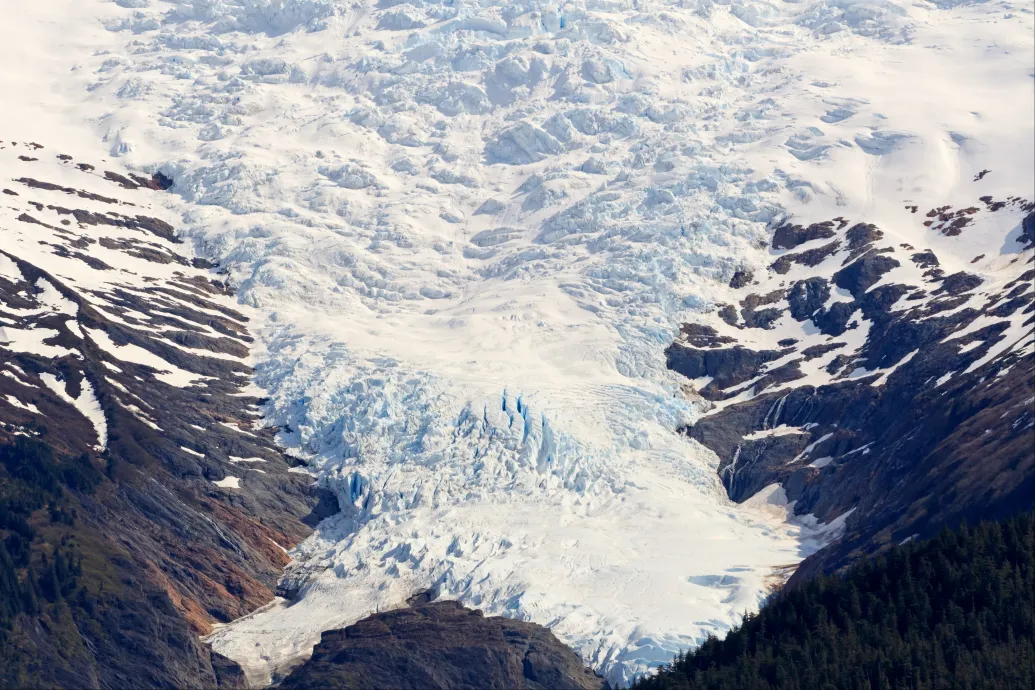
667;195;1034;579
0;143;241;450
3;0;1032;685
0;142;330;685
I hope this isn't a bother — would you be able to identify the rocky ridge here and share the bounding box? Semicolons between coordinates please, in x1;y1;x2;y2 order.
0;140;330;687
666;182;1035;579
280;596;609;690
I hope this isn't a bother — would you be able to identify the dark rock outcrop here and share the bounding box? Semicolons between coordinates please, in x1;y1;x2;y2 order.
666;190;1035;580
728;268;753;289
1021;211;1034;249
281;600;608;690
770;219;838;250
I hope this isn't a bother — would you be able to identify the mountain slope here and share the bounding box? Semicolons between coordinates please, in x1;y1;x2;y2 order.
0;143;328;687
1;0;1032;686
666;194;1034;579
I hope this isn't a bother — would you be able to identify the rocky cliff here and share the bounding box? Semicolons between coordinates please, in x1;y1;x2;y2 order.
280;598;608;690
666;187;1035;581
0;140;331;687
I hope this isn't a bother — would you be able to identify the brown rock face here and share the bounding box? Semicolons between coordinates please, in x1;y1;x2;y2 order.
0;145;329;688
280;600;609;690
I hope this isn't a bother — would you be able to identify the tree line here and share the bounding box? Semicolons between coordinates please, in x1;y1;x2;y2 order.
635;512;1034;690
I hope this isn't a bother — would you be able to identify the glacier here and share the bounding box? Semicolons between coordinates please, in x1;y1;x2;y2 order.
3;0;1033;685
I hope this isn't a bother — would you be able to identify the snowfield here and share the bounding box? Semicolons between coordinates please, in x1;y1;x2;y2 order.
3;0;1033;685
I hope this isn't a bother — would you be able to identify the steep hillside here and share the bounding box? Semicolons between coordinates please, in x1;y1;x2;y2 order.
633;512;1035;690
667;191;1034;578
0;142;329;687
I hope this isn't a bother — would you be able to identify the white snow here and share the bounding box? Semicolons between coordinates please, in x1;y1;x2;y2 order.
35;278;79;317
869;349;920;388
1;0;1032;686
0;253;23;282
2;364;30;382
790;432;835;465
842;442;875;457
39;373;107;450
741;483;796;522
213;476;242;489
115;399;163;431
0;326;77;359
218;421;259;437
157;335;249;363
809;456;834;469
743;425;808;440
84;327;207;388
4;395;42;415
962;319;1035;375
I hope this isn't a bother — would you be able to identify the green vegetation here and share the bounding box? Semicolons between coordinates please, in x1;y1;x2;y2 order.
0;437;103;686
636;513;1034;690
0;438;99;625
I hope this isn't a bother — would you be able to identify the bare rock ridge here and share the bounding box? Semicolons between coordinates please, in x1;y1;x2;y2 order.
280;597;609;690
0;141;331;687
665;189;1035;581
